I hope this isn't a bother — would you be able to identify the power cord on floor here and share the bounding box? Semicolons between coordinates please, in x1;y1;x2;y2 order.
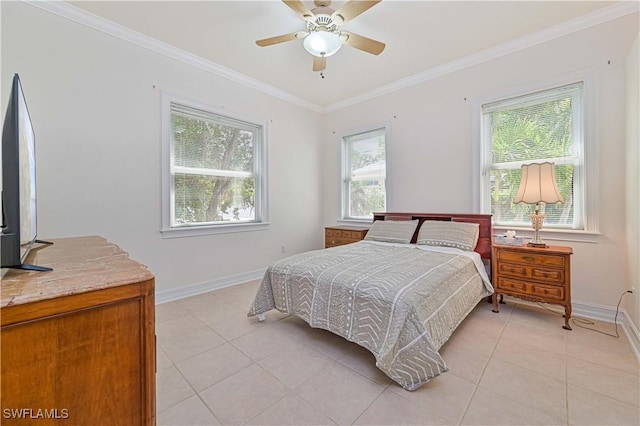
537;289;633;338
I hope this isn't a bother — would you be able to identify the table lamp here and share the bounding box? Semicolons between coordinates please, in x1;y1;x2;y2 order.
513;162;563;247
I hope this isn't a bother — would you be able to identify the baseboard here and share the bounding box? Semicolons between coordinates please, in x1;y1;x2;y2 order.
155;268;266;305
573;299;640;362
620;310;640;362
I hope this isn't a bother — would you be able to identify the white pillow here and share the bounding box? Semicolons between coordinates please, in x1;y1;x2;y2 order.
416;220;479;251
364;220;419;244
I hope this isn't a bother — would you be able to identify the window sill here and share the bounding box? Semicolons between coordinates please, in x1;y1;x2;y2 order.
337;218;373;227
161;222;270;239
493;225;601;244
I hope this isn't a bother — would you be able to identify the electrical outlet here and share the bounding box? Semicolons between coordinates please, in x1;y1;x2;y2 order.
281;246;286;254
631;287;636;294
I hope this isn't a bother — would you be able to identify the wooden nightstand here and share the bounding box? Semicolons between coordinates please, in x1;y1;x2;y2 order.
492;243;573;330
325;226;368;248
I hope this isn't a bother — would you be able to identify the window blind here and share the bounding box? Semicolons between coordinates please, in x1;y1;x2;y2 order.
482;82;584;229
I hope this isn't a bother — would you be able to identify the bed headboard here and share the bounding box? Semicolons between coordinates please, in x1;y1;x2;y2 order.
372;212;493;261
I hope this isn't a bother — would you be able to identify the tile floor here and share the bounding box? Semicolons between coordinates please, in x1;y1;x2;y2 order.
155;280;640;425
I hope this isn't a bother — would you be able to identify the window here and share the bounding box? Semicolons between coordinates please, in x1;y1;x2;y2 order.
342;127;387;220
481;82;585;230
162;95;268;237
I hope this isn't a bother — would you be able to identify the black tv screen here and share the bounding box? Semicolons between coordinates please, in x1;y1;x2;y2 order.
1;74;51;271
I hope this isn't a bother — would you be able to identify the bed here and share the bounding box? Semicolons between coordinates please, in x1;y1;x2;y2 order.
248;212;494;390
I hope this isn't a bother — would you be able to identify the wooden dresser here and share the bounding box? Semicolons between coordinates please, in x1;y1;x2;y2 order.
325;226;369;248
1;236;156;425
491;243;573;330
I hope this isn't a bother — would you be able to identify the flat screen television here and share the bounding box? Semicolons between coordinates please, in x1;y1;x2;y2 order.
1;73;51;271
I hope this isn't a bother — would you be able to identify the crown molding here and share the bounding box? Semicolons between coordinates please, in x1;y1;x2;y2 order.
25;0;639;115
25;0;324;113
322;1;640;112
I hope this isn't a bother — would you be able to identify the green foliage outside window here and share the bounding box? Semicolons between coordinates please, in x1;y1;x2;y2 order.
488;86;580;228
171;110;257;225
345;130;386;219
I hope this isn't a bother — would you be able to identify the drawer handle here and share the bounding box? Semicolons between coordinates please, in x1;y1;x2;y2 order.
522;256;535;261
507;267;526;276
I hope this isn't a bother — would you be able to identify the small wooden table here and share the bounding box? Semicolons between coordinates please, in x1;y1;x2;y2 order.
491;243;573;330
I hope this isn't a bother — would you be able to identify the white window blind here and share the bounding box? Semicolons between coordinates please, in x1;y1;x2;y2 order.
482;82;584;229
166;100;266;231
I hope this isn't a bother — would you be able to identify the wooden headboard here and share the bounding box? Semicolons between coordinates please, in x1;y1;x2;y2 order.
372;212;493;261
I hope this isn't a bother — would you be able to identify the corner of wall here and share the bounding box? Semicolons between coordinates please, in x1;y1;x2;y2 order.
624;29;640;332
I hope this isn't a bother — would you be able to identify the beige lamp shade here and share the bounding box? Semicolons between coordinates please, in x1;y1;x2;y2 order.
514;162;563;205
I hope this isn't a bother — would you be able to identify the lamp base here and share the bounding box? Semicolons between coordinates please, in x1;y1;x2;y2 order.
528;208;548;248
527;241;548;248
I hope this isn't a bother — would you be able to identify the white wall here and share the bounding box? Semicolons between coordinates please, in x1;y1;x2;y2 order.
323;14;639;313
1;2;325;295
3;0;639;327
625;32;640;331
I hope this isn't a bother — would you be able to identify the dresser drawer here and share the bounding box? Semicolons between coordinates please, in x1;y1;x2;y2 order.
495;277;528;294
495;277;565;301
497;263;528;277
326;238;352;247
497;250;566;268
341;230;359;239
531;267;564;283
326;229;341;238
530;283;565;301
325;227;368;248
497;262;565;284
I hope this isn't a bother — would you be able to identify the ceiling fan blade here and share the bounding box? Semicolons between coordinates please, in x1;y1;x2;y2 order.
340;31;385;55
331;0;381;25
256;31;307;47
283;0;316;23
313;56;326;72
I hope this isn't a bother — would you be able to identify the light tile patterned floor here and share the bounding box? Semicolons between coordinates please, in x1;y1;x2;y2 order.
156;280;640;425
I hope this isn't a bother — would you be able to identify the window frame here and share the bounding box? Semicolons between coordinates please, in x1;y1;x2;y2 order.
474;72;599;241
340;126;389;222
161;93;269;238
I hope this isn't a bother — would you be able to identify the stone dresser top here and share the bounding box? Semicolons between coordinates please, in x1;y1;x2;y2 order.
1;236;154;308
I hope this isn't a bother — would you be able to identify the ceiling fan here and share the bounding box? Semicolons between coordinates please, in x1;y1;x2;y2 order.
256;0;385;72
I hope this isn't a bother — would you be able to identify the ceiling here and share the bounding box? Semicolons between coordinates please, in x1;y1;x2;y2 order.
66;1;626;109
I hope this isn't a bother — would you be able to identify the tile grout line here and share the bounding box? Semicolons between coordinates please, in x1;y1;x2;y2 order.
457;303;512;425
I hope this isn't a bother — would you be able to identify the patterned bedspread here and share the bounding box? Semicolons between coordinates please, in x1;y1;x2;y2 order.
248;241;493;390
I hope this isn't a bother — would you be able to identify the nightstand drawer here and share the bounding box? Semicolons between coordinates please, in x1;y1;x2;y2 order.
496;278;565;301
497;263;528;277
326;237;351;247
497;250;566;268
495;277;528;294
325;227;368;248
326;229;340;238
530;283;565;300
497;262;565;284
341;230;358;238
531;267;564;284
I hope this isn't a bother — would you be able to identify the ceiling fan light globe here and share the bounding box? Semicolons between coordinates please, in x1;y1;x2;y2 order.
303;31;342;57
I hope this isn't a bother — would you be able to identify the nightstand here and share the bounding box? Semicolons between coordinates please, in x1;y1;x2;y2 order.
492;243;573;330
325;226;368;248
